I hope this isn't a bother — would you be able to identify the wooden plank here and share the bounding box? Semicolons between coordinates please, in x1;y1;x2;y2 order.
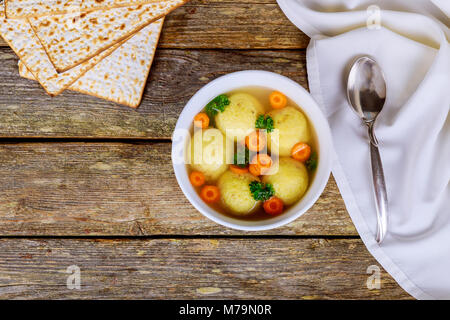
0;238;411;299
0;0;309;49
0;48;308;139
0;142;355;236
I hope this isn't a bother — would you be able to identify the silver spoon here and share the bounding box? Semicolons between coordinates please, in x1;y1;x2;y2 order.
347;56;388;244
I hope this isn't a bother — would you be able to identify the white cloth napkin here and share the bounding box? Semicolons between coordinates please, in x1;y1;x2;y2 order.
277;0;449;299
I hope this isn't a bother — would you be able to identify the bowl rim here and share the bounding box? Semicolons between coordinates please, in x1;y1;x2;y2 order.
172;70;333;231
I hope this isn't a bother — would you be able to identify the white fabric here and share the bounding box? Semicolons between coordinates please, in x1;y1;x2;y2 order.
277;0;449;299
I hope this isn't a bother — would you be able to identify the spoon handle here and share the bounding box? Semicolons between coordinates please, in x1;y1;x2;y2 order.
369;139;388;244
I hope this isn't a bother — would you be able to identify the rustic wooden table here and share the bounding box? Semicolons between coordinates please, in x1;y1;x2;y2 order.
0;0;411;299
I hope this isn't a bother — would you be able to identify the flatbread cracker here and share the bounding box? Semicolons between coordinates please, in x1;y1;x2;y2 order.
5;0;165;19
0;2;124;96
20;19;164;108
29;0;187;72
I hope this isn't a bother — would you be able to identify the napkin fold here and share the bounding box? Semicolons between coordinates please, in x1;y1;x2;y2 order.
277;0;449;299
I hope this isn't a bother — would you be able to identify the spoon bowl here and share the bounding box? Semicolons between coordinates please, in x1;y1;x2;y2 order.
347;56;387;123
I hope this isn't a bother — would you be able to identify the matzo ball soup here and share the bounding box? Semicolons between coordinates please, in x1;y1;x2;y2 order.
186;87;318;221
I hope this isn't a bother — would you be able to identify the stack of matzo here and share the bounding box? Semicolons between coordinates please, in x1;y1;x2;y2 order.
0;0;189;108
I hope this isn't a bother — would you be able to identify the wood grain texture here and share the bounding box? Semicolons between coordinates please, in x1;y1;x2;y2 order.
0;238;411;299
0;142;355;236
0;0;309;49
0;47;308;139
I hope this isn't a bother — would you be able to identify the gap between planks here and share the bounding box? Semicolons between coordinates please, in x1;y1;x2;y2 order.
0;235;362;239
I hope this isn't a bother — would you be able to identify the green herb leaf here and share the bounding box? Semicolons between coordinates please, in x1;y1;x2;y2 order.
255;115;274;132
233;147;250;168
255;115;265;130
306;152;318;171
249;181;275;201
265;116;274;132
205;94;230;118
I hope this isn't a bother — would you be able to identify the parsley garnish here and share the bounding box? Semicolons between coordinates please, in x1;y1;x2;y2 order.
233;147;250;168
306;152;318;171
255;115;274;132
249;181;275;201
205;94;230;118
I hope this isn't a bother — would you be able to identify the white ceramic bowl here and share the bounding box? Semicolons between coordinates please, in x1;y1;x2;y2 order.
172;70;332;231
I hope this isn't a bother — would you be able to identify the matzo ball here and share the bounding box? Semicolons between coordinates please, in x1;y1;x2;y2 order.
188;128;232;182
267;106;311;156
263;157;309;205
215;93;265;142
218;171;260;216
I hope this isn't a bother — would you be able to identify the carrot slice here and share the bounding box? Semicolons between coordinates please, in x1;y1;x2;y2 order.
269;91;287;109
291;142;311;162
263;197;284;215
249;163;261;177
230;165;249;174
189;171;205;187
256;154;272;168
200;185;220;203
193;112;210;129
245;130;266;152
249;154;272;176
